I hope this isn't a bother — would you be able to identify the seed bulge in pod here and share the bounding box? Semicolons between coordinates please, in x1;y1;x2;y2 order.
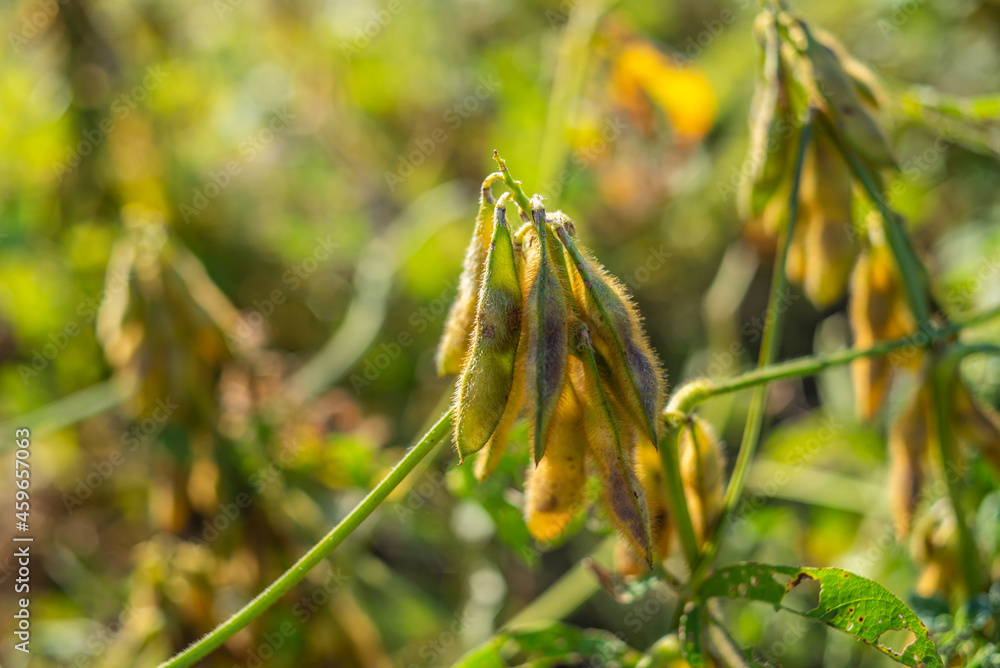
888;381;934;539
795;20;896;169
802;130;857;307
576;325;654;568
679;416;726;545
556;223;665;446
473;318;529;482
849;240;916;420
635;436;671;563
523;199;570;463
437;174;504;376
813;27;887;108
739;11;792;221
454;197;523;461
524;376;587;542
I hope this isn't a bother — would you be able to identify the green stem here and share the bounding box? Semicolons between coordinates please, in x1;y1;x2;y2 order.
158;409;454;668
824;115;931;325
661;423;700;567
493;150;535;215
506;310;1000;631
690;115;814;585
666;306;1000;414
835;121;983;591
931;350;985;593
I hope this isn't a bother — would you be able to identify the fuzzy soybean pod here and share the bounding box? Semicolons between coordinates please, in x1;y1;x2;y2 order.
739;11;792;221
801;130;857;307
635;436;671;562
614;434;672;577
679;416;726;546
453;194;523;462
473;306;530;482
888;381;934;539
522;199;570;463
794;20;896;169
436;173;504;376
555;224;664;447
576;325;654;568
524;380;587;542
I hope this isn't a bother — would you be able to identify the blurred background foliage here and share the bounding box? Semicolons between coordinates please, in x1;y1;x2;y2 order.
1;0;1000;665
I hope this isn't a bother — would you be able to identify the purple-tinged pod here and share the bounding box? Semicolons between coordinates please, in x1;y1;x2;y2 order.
522;198;570;464
555;221;665;446
575;325;654;568
453;194;523;461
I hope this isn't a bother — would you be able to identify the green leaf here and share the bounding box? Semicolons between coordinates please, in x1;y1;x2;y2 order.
679;605;706;667
452;621;642;668
697;563;944;668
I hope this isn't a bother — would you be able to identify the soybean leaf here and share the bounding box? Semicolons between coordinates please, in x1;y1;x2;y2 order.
679;605;706;667
697;563;943;668
452;621;642;668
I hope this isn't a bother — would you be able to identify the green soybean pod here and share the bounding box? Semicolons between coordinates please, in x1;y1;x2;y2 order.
575;325;654;568
436;173;505;376
556;223;665;447
523;198;570;464
453;193;523;461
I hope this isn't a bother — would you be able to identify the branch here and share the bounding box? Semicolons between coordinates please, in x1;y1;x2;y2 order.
158;409;454;668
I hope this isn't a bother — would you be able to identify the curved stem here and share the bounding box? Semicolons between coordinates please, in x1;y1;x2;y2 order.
493;150;535;215
690;115;814;585
837;121;984;591
158;409;454;668
665;305;1000;414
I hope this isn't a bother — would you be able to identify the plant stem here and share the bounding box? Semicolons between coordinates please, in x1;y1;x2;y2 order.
660;423;701;567
158;409;454;668
836;123;984;591
826;115;931;325
494;150;535;215
665;307;1000;413
690;115;814;585
931;344;995;594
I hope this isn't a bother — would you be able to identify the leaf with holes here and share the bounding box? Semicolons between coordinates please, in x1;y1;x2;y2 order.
451;621;642;668
697;563;943;668
679;605;706;667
